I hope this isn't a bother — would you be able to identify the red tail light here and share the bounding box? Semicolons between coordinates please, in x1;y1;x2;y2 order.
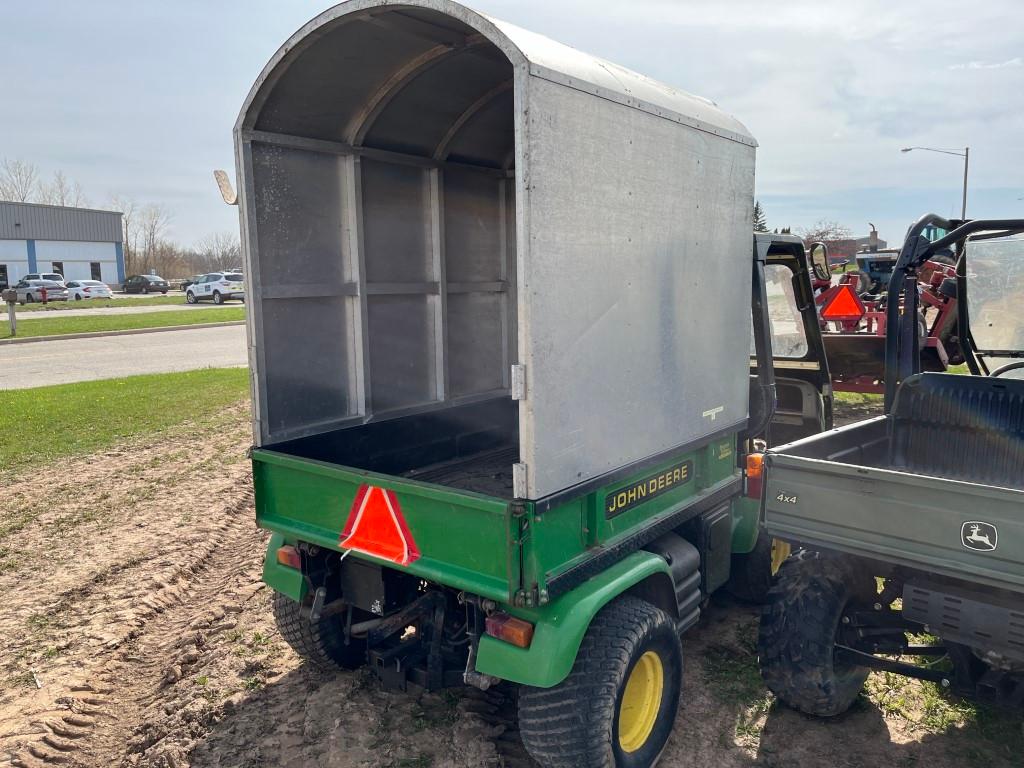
276;545;301;569
485;613;534;648
745;453;764;499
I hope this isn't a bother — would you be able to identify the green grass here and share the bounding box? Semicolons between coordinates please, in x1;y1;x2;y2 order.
0;368;250;474
5;307;244;339
15;295;188;312
834;390;883;406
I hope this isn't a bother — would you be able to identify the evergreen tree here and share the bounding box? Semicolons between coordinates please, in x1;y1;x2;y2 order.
753;200;768;232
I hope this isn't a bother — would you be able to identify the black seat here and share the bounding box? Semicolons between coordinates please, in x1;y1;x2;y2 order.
889;373;1024;490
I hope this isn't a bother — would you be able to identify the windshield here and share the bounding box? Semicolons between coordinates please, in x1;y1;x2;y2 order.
968;236;1024;353
750;263;808;358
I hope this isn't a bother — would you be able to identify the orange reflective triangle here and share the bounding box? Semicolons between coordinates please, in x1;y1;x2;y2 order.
340;485;420;566
821;284;864;321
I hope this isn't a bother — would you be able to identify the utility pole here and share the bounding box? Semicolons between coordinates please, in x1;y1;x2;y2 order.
900;146;970;219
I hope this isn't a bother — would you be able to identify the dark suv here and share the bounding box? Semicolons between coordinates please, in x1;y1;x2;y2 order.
123;275;169;294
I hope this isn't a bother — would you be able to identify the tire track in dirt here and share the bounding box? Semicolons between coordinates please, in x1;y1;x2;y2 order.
3;485;261;768
0;407;255;767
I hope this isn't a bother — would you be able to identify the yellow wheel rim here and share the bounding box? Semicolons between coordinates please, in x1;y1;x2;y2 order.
618;650;664;753
770;538;791;575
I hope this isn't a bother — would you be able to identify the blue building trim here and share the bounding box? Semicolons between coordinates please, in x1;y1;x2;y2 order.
114;242;125;283
26;239;37;273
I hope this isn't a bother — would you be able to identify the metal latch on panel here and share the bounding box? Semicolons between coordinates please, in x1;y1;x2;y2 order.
510;364;526;400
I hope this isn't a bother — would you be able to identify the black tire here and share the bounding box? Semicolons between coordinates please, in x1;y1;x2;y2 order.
727;533;788;603
74;293;82;301
212;291;223;305
186;291;198;305
758;551;875;717
25;293;34;303
161;290;168;295
272;590;367;671
142;286;149;294
518;596;682;768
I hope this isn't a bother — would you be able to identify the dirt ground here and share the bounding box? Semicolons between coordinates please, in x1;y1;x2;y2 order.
1;400;1021;768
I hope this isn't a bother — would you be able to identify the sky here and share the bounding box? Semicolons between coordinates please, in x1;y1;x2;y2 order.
1;0;1022;247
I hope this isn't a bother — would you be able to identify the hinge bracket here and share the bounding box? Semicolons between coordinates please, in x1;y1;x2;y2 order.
510;364;526;400
512;463;528;498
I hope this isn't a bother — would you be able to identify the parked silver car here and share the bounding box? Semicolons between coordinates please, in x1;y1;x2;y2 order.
16;279;69;304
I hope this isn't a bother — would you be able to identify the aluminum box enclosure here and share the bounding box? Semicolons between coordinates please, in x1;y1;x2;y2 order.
235;0;757;500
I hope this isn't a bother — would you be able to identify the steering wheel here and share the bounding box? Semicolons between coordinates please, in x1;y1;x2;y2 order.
989;360;1024;377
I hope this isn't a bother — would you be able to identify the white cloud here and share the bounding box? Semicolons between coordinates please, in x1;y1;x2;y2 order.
948;57;1023;70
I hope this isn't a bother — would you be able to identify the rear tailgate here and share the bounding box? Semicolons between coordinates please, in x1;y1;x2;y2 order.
253;448;520;603
763;451;1024;593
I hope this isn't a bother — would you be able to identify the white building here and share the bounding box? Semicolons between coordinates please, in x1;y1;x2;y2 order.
0;201;124;289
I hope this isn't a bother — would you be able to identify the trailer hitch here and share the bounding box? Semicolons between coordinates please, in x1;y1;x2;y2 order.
356;591;445;646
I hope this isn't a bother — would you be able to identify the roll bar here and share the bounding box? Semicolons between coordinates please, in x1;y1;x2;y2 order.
883;215;1024;409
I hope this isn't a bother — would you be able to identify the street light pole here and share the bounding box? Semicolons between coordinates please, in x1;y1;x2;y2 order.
900;146;970;220
960;146;969;220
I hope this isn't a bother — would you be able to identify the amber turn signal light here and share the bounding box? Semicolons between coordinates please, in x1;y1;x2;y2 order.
276;545;302;569
485;612;535;649
745;453;764;499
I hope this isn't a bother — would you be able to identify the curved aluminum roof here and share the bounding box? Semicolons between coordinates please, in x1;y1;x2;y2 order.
237;0;755;149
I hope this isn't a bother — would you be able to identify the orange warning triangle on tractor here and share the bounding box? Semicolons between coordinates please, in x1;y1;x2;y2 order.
820;283;865;322
340;485;420;566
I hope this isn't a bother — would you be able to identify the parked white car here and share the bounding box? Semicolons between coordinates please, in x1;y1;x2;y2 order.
185;272;245;304
15;279;69;304
24;272;66;286
66;280;113;300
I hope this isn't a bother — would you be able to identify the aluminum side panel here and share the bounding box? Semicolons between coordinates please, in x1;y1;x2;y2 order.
517;75;755;499
763;454;1024;593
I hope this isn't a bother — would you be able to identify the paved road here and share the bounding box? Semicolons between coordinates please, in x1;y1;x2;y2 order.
0;324;248;389
17;302;240;320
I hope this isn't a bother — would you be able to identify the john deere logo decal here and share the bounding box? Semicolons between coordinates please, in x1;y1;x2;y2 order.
605;461;693;519
961;521;998;552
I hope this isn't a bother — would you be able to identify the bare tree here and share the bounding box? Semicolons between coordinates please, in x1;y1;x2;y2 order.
797;219;856;263
150;239;190;278
38;170;88;207
108;195;140;273
797;219;853;247
0;158;40;202
195;232;241;272
138;204;171;273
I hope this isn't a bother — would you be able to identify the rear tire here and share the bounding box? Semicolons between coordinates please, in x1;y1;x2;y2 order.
727;533;789;603
758;551;875;716
272;590;367;671
518;596;682;768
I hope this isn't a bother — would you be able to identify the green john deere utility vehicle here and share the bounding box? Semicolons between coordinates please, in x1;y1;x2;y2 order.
231;1;831;765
